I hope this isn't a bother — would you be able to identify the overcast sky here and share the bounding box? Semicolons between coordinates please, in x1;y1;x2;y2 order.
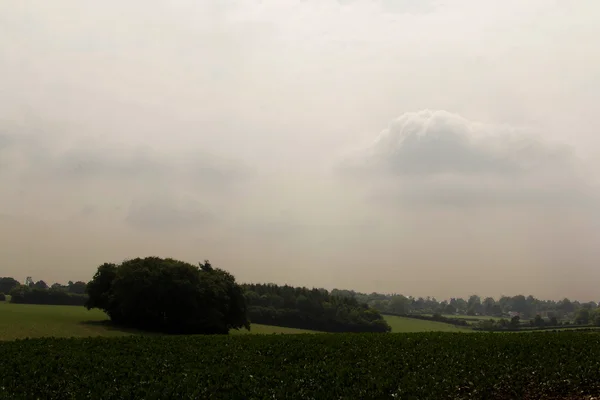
2;0;600;301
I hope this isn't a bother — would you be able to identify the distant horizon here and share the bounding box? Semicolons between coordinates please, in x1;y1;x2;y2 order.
5;268;598;304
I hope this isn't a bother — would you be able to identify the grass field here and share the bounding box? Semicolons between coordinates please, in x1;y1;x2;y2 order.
0;302;315;340
0;302;475;340
383;314;471;332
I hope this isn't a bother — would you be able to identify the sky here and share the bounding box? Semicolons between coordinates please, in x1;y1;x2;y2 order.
1;0;600;301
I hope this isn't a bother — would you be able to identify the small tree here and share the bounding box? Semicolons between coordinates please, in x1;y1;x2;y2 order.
592;310;600;327
533;314;544;327
510;315;520;329
0;277;20;294
0;292;6;301
575;309;590;325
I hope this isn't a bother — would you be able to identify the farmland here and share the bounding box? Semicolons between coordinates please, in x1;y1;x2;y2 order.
383;314;471;332
0;302;476;340
2;332;600;399
0;302;315;341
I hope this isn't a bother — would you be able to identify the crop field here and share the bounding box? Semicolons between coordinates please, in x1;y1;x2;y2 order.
1;332;600;399
0;302;314;340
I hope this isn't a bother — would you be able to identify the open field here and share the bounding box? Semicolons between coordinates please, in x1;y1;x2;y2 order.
0;302;315;340
2;332;600;399
383;314;471;332
0;302;479;340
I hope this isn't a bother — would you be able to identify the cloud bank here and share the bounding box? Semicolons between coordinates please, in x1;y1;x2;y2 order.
339;110;596;209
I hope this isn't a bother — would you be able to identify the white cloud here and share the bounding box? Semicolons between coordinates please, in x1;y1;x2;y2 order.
338;110;597;209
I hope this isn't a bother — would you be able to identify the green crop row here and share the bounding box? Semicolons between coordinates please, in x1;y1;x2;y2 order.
1;332;600;399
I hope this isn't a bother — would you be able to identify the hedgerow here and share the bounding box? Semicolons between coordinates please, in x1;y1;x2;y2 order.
1;332;599;399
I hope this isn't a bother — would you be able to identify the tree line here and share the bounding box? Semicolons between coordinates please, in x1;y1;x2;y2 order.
331;290;599;323
243;283;391;333
0;277;88;305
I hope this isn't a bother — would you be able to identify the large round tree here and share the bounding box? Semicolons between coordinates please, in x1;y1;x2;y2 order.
85;257;249;334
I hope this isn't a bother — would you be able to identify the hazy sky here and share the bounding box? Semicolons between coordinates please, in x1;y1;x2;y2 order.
2;0;600;301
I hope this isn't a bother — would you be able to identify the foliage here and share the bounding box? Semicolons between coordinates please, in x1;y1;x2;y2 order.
0;277;20;295
0;293;5;302
85;257;249;334
331;289;599;321
9;285;87;306
594;310;600;327
575;308;590;325
52;281;88;294
243;283;390;333
1;332;600;399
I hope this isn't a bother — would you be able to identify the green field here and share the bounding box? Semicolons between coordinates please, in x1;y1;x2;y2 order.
2;332;600;399
0;302;315;340
383;314;471;332
0;302;478;341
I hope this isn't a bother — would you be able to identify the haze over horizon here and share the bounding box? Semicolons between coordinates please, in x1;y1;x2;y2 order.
1;0;600;302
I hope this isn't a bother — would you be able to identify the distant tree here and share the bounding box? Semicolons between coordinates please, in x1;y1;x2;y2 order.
0;277;20;294
67;281;87;295
25;277;34;288
491;304;503;317
510;315;520;328
389;295;408;314
549;316;558;326
85;257;249;334
0;293;5;301
9;285;86;306
468;295;481;308
575;308;590;325
444;303;456;315
33;280;48;290
51;283;66;290
477;319;496;331
511;295;530;317
593;310;600;327
482;297;495;315
533;315;544;327
558;298;575;314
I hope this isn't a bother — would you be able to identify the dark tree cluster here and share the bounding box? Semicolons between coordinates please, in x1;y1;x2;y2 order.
4;276;89;306
243;283;391;333
85;257;250;334
0;277;20;295
9;286;88;306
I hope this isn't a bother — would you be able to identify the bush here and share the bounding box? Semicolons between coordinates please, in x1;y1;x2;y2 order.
0;292;5;301
85;257;249;334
